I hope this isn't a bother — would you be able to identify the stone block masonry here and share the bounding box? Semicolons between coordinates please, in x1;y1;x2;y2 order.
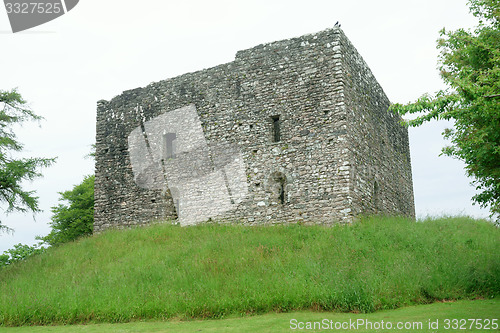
94;27;415;232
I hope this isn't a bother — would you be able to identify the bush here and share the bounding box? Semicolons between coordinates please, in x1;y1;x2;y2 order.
0;243;45;268
38;175;94;246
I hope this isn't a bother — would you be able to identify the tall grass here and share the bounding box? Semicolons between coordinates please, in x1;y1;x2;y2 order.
0;216;498;326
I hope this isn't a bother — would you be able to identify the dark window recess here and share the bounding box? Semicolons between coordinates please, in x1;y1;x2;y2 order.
269;172;286;205
279;181;285;204
271;115;281;142
373;181;380;212
163;132;177;159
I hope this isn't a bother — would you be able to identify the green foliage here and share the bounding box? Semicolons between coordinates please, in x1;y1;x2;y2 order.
0;254;8;267
0;216;498;326
0;299;498;332
0;88;56;231
38;175;94;246
0;243;45;268
390;0;500;220
87;143;96;159
469;0;500;26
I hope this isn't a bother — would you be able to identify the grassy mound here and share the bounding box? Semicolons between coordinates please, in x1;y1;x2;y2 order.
2;299;500;332
0;216;498;326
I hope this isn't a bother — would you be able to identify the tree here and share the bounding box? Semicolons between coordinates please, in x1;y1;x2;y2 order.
0;89;55;231
391;0;500;221
39;175;94;246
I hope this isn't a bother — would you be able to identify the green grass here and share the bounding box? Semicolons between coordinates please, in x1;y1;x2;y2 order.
0;216;498;326
0;298;498;332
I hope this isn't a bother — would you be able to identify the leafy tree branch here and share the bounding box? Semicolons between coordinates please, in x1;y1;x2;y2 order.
0;88;56;231
391;0;499;220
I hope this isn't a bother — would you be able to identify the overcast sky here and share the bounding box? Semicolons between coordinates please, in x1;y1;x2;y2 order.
0;0;490;253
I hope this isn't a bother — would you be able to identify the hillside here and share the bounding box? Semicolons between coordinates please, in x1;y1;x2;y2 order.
0;216;498;326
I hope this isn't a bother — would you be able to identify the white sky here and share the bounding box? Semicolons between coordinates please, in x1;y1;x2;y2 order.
0;0;490;252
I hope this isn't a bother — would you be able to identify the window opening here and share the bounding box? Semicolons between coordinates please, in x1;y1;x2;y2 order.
271;115;280;142
269;172;286;205
163;131;177;159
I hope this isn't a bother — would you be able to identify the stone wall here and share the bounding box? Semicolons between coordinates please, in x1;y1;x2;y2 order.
94;27;414;232
338;32;415;217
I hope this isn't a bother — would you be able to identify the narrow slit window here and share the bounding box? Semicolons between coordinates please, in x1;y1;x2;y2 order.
279;180;285;204
163;132;177;159
373;181;380;212
271;115;280;142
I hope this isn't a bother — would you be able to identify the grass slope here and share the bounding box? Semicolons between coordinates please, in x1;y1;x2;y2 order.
0;216;498;326
0;298;498;332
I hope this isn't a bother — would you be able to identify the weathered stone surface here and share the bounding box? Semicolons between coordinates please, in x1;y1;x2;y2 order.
94;27;415;232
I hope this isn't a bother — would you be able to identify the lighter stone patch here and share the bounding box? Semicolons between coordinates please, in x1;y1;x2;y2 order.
128;104;249;226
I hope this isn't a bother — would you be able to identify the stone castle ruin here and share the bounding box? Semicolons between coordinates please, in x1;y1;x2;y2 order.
94;27;415;232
